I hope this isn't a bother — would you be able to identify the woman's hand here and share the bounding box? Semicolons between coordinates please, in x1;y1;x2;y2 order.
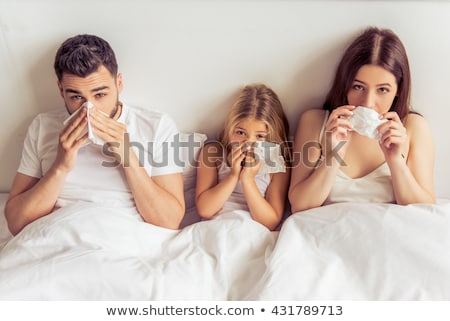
324;105;355;159
377;111;408;163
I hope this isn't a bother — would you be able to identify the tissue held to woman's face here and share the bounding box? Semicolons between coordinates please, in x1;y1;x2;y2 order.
349;106;387;140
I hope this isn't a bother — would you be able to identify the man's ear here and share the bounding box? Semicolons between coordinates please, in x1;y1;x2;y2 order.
57;80;64;97
116;73;123;93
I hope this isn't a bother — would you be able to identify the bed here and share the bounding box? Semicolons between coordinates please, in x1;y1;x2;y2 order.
1;133;449;300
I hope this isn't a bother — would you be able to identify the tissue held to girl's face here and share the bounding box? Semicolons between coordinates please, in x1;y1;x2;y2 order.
240;141;286;175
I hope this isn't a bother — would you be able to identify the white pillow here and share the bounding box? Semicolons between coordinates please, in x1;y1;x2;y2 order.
177;132;207;228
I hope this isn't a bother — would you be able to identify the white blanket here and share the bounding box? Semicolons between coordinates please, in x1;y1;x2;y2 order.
246;202;450;300
0;201;276;300
0;197;449;300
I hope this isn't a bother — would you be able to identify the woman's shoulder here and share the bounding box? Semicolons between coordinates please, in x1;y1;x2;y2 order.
404;112;431;132
300;108;328;121
295;108;328;135
404;112;433;143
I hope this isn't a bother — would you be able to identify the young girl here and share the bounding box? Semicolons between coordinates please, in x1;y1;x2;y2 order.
195;84;291;230
289;27;435;212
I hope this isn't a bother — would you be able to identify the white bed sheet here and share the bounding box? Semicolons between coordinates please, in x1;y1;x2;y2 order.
0;194;12;250
0;194;449;300
246;201;450;300
0;198;276;300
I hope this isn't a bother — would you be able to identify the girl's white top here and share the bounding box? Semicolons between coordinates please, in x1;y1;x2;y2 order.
215;156;271;215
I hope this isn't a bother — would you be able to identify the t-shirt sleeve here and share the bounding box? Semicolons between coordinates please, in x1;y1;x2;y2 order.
17;116;42;178
147;113;184;176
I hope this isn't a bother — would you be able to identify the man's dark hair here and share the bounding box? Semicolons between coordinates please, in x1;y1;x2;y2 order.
54;34;118;81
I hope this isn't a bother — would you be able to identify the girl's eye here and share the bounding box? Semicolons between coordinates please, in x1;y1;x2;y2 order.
378;87;389;93
352;84;364;91
235;130;246;136
256;134;267;140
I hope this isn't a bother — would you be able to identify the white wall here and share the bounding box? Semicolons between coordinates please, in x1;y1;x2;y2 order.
0;0;449;198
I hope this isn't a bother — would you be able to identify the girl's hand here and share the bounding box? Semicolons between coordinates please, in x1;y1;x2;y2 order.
377;111;408;163
228;142;246;177
240;146;262;181
324;105;355;158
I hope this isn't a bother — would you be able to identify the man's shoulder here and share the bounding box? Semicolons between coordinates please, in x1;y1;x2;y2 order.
125;104;170;118
122;104;179;142
28;108;67;129
124;104;176;128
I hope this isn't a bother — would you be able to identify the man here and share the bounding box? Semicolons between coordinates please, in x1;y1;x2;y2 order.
5;34;185;235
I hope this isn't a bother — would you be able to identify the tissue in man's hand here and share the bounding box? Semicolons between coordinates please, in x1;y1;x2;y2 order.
85;102;105;146
63;102;105;146
349;106;387;139
250;141;286;175
63;103;89;145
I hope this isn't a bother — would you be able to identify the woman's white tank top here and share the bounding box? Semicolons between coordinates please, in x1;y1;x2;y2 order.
318;111;395;204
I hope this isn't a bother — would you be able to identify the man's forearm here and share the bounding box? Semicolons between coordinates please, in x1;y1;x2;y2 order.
5;168;67;235
122;151;184;229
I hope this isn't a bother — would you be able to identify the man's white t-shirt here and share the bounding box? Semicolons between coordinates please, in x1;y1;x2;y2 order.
17;103;183;208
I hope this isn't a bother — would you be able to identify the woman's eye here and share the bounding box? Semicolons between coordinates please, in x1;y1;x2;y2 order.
378;87;389;93
353;84;364;91
235;130;246;136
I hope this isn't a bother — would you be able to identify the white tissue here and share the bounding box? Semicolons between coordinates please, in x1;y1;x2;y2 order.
63;102;105;146
63;104;88;145
84;102;105;146
246;141;286;175
349;106;388;139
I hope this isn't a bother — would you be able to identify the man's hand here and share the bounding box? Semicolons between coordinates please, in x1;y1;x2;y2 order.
56;107;89;172
88;107;129;166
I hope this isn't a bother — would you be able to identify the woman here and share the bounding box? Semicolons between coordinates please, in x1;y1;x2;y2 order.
289;27;435;212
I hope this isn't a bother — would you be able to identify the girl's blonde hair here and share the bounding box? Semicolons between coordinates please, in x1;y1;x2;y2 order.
219;84;291;163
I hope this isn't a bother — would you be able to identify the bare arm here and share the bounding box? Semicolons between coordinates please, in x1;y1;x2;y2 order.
195;143;241;219
379;113;435;204
5;173;58;235
5;109;89;235
242;166;290;230
122;150;185;229
89;109;185;229
289;108;354;212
